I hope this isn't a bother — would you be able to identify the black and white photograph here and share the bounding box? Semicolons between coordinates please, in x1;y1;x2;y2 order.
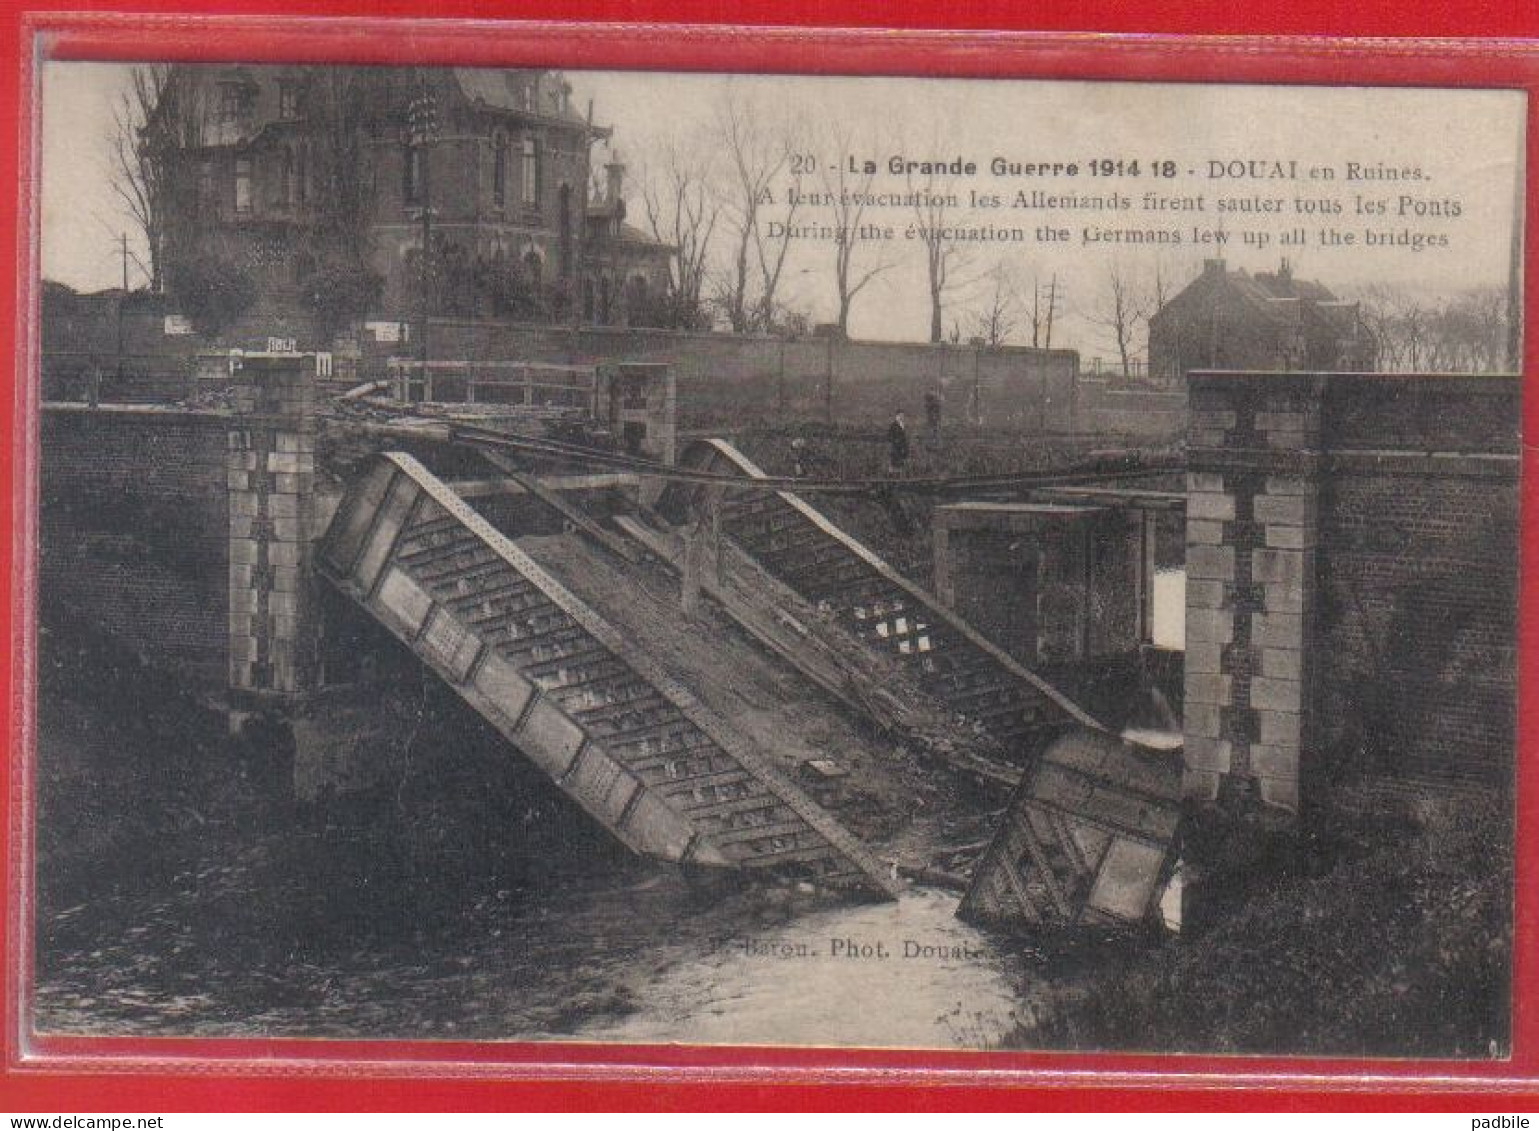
28;57;1524;1056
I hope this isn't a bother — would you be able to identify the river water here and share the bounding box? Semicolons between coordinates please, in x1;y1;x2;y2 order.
35;837;1040;1047
1152;568;1186;651
579;888;1031;1048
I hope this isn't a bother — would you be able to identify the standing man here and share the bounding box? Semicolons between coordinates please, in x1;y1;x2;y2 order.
883;409;914;535
923;389;943;452
887;409;910;475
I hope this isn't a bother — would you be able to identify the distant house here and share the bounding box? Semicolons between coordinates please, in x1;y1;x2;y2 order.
146;65;673;326
583;156;676;326
1147;259;1376;379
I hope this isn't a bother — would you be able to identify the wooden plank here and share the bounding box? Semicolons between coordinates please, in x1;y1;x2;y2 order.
736;844;857;869
994;824;1048;924
615;511;1027;793
474;447;642;564
960;729;1181;931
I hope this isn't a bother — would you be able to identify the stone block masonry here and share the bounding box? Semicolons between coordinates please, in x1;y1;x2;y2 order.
226;357;319;701
1184;371;1519;813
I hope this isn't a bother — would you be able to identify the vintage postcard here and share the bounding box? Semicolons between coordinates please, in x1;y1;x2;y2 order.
27;54;1523;1060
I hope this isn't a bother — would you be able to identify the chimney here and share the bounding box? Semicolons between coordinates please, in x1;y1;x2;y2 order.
606;153;626;206
1203;258;1226;278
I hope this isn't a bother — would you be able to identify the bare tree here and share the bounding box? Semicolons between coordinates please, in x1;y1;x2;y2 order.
908;168;970;344
1353;284;1418;370
815;123;893;336
639;136;719;329
1027;274;1062;348
1087;261;1146;377
750;180;802;334
1146;254;1179;320
709;85;803;333
308;69;375;252
968;260;1023;347
107;65;207;292
1353;284;1512;374
297;68;385;329
1434;287;1511;372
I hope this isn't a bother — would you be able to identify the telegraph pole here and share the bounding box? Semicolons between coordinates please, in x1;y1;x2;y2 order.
1031;276;1041;348
408;79;440;401
116;233;129;384
1044;275;1059;349
824;333;834;424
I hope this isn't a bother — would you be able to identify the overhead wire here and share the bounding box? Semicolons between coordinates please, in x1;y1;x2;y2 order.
437;421;1184;497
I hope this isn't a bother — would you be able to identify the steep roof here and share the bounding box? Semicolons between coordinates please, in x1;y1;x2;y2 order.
614;221;675;253
1252;268;1336;303
451;68;606;135
154;65;608;150
1209;265;1346;330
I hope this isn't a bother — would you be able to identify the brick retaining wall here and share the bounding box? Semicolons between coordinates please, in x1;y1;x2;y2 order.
41;407;232;683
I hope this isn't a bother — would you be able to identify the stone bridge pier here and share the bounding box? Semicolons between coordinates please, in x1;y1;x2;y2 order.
1181;370;1519;923
1184;374;1321;814
222;355;323;796
39;352;326;801
226;355;321;710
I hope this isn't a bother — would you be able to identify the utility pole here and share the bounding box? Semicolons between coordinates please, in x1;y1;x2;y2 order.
408;78;440;401
116;232;129;385
420;148;432;401
972;345;982;434
1044;275;1059;349
1031;276;1041;348
824;333;835;424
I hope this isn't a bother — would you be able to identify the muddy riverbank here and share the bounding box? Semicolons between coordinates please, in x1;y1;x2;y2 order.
31;623;1048;1047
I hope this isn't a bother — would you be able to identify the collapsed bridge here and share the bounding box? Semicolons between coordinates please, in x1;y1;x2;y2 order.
318;451;901;898
38;344;1524;937
40;352;1190;924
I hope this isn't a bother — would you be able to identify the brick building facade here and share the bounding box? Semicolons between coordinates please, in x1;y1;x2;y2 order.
1149;260;1377;381
147;65;672;325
